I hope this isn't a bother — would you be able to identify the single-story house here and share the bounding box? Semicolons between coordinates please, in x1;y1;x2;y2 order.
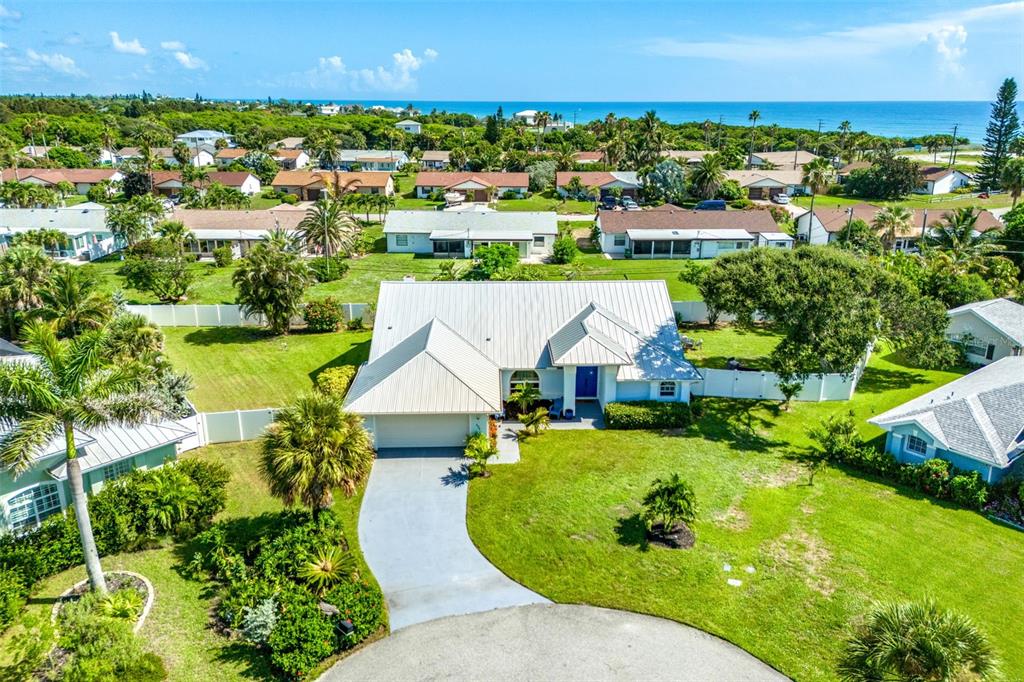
837;161;871;183
271;170;395;201
726;170;810;200
344;280;702;448
274;137;305;150
174;129;233;148
946;298;1024;365
662;150;717;165
171;208;305;258
117;146;215;167
916;166;972;195
420;150;452;170
326;150;408;172
513;110;539;126
748;150;819;170
395;120;422;135
596;205;782;258
868;356;1024;483
214;147;248;168
1;169;122;196
150;171;262;197
0;204;117;260
271;149;310;170
414;172;529;201
556;171;641;199
18;146;117;165
795;203;1003;249
573;151;605;165
384;208;557;258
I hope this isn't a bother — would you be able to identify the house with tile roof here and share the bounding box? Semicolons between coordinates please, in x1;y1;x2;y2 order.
946;298;1024;365
419;150;452;171
868;356;1024;483
1;168;123;196
150;171;261;197
748;150;820;170
726;170;811;201
556;171;641;199
170;208;307;258
343;280;701;448
271;170;395;201
414;172;528;201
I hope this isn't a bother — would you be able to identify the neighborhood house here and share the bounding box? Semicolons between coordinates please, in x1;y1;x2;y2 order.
916;166;972;195
556;171;641;199
414;172;529;200
383;208;557;258
726;170;810;200
0;168;122;196
796;203;1004;249
171;208;306;258
150;171;262;197
271;171;395;200
419;150;452;170
0;205;116;260
946;298;1024;364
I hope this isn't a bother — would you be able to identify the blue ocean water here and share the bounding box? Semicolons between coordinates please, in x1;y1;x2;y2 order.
303;100;994;144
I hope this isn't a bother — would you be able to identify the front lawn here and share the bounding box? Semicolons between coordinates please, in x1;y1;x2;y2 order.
0;441;375;682
792;193;1013;211
494;189;596;214
681;324;783;369
162;327;371;411
467;350;1023;680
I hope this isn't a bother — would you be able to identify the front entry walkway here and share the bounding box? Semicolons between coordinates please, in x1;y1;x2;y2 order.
358;449;547;631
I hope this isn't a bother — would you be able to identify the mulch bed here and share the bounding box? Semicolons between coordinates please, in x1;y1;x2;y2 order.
646;522;695;549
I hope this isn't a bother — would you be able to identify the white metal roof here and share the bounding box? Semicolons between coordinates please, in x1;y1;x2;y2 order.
0;207;109;232
48;420;194;480
758;232;794;241
384;209;558;235
626;228;754;241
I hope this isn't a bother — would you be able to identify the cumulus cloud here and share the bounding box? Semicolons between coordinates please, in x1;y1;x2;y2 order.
160;40;185;50
0;42;7;50
110;31;147;55
928;24;968;73
26;48;85;76
173;50;207;70
294;47;438;92
0;4;21;20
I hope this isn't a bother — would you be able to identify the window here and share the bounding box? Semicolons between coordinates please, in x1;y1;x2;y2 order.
985;344;995;360
613;234;626;246
904;434;928;456
510;370;541;392
6;483;62;532
432;240;464;255
659;382;676;398
736;241;749;249
395;234;409;247
533;235;545;247
103;459;133;482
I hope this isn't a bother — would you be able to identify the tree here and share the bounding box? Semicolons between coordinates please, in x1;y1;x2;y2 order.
233;233;311;335
483;115;500;145
689;153;727;200
746;110;761;166
519;406;550;436
977;77;1020;191
172;142;192;167
644;159;688;204
640;474;697;533
468;243;520;280
464;432;498;478
0;321;175;593
838;600;997;682
239;151;279;186
835;219;884;256
0;245;53;339
526;159;556;192
298;197;360;259
923;207;1004;267
507;382;541;416
845;152;923;200
999;156;1024;207
801;157;836;240
872;205;914;251
121;238;197;303
259;392;374;518
35;267;113;337
997;204;1024;275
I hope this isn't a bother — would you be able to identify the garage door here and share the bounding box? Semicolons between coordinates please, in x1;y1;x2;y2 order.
374;415;472;449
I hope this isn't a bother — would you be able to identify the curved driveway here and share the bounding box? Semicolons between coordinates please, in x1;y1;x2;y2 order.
358;448;547;631
324;604;789;681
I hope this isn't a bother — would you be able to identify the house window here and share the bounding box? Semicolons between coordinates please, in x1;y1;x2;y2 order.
736;241;749;249
985;344;995;360
659;382;676;398
510;370;541;392
613;234;626;246
395;234;409;247
6;483;62;532
103;459;133;482
904;434;928;456
533;235;545;247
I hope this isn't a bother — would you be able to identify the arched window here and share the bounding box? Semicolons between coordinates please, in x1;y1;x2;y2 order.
510;370;540;392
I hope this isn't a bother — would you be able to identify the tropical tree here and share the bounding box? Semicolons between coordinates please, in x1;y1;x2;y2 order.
507;382;541;416
1000;156;1024;207
0;321;175;593
35;267;113;337
233;232;311;335
533;111;550;151
259;392;375;518
11;228;67;256
0;245;53;339
690;153;727;200
838;599;997;681
464;432;497;478
519;406;550;436
640;473;698;533
298;196;360;258
924;207;1004;266
801;157;837;240
298;546;357;595
157;220;193;248
873;205;914;251
746;110;761;166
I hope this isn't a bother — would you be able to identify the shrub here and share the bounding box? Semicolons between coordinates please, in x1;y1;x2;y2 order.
603;401;692;430
323;580;386;646
281;193;298;205
501;190;520;200
308;255;350;283
915;458;951;497
950;472;988;510
316;366;357;397
0;568;26;630
212;246;233;267
551;235;579;264
241;597;278;646
266;588;336;679
464;432;498;478
729;198;754;209
304;297;344;332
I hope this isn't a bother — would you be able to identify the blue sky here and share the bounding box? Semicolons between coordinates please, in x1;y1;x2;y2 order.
0;0;1021;101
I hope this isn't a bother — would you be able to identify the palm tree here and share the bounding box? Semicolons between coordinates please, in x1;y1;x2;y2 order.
298;197;360;258
924;207;1004;266
233;235;311;335
801;157;837;242
873;205;914;251
533;111;550;151
0;245;53;339
702;119;714;148
507;382;540;416
639;110;665;162
553;143;576;172
520;406;550;436
259;392;375;519
999;157;1024;207
838;599;997;681
0;321;173;593
690;153;727;200
35;267;113;338
746;110;761;166
640;473;697;533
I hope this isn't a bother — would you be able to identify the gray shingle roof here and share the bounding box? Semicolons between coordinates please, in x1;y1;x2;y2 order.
947;298;1024;346
868;357;1024;467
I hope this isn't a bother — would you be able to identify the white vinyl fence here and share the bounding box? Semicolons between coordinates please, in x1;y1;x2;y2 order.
198;409;277;444
125;303;370;328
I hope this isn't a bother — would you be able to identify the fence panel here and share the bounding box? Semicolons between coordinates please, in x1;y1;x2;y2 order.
125;304;368;328
693;366;862;403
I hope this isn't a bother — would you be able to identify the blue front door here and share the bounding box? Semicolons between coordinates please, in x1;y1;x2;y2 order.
575;366;598;398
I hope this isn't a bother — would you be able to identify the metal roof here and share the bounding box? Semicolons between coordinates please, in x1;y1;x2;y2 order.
868;357;1024;468
947;298;1024;346
758;232;794;241
384;209;558;235
48;420;195;480
626;228;754;241
0;207;109;232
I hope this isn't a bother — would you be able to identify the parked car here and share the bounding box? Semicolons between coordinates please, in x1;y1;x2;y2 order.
772;193;791;205
694;199;726;211
621;197;640;210
601;196;619;210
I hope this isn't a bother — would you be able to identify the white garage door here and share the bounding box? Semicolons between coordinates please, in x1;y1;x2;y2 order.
374;415;472;449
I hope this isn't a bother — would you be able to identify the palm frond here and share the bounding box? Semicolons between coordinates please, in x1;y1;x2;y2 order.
0;412;61;476
0;361;60;413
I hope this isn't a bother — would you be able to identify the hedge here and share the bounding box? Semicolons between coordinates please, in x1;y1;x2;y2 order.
604;401;692;430
316;365;357;398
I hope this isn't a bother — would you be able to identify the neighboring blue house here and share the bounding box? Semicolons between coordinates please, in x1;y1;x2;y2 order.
868;356;1024;483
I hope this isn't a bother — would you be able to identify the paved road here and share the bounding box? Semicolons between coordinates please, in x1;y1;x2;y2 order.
323;604;789;681
358;449;547;631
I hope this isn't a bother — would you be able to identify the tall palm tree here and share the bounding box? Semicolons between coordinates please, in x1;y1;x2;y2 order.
600;135;625;167
702;119;714;148
0;245;53;339
533;111;550;152
747;110;761;166
838;599;997;682
873;205;914;251
553;143;576;172
298;196;360;258
999;157;1024;207
923;207;1004;266
34;267;113;338
0;321;172;593
259;392;375;519
639;110;664;162
690;153;727;200
801;157;837;242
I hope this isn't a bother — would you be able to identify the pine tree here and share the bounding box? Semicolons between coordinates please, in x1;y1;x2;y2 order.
977;77;1020;190
483;115;500;144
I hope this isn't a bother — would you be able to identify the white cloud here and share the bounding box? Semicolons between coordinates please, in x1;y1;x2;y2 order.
353;47;438;92
110;31;147;55
0;4;21;20
26;48;85;76
0;42;7;50
160;40;185;50
173;50;207;70
639;1;1021;71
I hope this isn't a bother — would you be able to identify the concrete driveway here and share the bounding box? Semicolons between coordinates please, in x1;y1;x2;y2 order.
323;604;789;681
358;449;547;631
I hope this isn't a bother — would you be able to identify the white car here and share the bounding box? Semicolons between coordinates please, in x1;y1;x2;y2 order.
772;193;790;205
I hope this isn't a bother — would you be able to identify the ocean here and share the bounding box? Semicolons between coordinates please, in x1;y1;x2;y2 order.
301;100;994;144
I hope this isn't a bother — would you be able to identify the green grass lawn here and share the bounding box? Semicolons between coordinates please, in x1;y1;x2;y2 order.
468;349;1024;681
682;324;783;369
84;258;240;305
792;193;1013;211
162;327;371;411
0;441;374;681
248;196;284;209
495;190;596;214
